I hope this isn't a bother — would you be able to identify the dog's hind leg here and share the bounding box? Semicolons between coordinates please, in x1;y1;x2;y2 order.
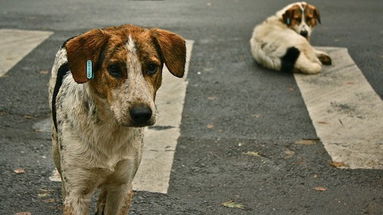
250;39;283;72
280;47;300;73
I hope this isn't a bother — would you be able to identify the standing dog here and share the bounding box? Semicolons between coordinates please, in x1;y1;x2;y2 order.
250;2;332;74
48;24;186;215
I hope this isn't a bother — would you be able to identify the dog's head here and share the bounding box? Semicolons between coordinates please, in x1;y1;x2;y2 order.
279;2;321;40
64;25;186;127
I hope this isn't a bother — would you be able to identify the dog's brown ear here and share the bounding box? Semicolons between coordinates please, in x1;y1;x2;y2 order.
151;29;186;78
313;8;321;24
65;29;109;83
282;9;294;26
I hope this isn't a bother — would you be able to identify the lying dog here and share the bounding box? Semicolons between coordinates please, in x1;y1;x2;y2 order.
250;2;331;74
48;24;186;214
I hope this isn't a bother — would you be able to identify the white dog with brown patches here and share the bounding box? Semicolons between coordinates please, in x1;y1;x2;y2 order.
48;24;186;215
250;2;332;74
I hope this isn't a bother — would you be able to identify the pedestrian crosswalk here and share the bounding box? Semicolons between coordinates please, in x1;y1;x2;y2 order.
294;47;383;169
0;29;52;77
2;29;381;195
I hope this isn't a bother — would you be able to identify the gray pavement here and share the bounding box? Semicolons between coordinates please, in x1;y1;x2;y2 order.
0;0;383;214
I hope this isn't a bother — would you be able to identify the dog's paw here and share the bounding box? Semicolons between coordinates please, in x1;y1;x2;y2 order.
318;54;332;65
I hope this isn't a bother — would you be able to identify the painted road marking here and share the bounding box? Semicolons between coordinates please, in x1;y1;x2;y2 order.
295;47;383;169
0;29;53;77
43;40;194;193
133;40;193;193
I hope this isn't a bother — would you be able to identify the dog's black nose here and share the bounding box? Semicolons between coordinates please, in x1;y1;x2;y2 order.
300;30;308;38
130;104;152;125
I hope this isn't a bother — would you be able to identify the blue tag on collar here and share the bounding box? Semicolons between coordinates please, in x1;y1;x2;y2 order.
86;60;94;80
286;18;291;25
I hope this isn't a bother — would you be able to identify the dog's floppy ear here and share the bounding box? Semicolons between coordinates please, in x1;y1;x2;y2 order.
313;8;321;24
65;29;109;83
282;9;294;26
151;29;186;78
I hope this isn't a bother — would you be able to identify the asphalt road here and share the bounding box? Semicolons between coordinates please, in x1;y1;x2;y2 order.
0;0;383;214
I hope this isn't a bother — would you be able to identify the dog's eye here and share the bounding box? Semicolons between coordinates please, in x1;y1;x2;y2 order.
108;64;122;78
145;63;158;75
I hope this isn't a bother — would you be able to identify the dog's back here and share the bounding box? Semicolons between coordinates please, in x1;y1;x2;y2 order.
250;16;302;72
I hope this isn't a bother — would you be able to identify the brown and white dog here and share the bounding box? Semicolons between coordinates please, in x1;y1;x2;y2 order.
48;24;186;215
250;2;332;74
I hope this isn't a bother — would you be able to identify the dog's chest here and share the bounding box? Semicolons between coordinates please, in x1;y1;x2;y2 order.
61;124;144;173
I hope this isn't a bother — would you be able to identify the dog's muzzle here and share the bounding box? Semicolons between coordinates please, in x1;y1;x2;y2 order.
129;104;153;126
300;30;308;38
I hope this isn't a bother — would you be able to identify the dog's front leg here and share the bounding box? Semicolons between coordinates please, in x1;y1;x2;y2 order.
63;196;91;215
314;49;332;65
101;156;141;215
95;189;107;215
61;168;99;215
295;53;322;74
101;183;134;215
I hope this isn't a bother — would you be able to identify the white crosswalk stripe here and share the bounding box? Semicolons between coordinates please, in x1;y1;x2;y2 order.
295;47;383;169
0;29;53;77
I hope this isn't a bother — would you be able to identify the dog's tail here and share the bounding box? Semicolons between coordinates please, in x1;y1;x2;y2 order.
280;47;300;73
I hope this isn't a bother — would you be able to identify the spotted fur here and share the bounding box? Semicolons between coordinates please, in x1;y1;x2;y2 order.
48;24;186;215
